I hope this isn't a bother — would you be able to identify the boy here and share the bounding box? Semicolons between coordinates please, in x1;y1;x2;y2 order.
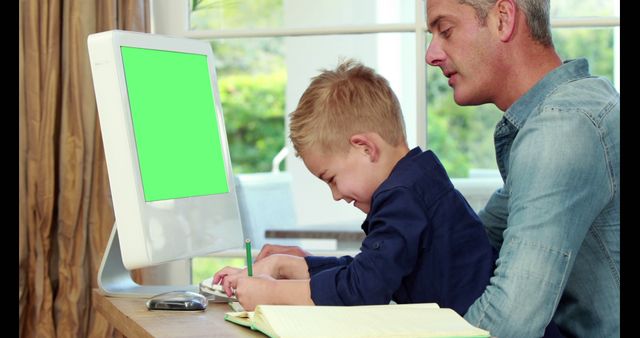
213;60;495;315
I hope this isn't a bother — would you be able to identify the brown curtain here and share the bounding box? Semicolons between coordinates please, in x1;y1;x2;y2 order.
19;1;150;337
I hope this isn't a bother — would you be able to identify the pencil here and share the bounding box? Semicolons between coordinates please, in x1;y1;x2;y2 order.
245;238;253;277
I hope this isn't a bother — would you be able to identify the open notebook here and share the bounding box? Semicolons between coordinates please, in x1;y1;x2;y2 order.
224;303;490;338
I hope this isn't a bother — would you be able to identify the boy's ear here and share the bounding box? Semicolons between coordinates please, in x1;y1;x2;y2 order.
349;133;379;162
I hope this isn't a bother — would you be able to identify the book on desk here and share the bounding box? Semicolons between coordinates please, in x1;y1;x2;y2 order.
223;302;490;338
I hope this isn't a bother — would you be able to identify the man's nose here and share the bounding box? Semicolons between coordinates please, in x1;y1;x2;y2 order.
425;39;444;67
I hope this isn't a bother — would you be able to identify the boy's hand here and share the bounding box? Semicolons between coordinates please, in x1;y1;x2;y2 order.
212;254;310;297
212;256;284;296
234;276;314;311
213;266;243;297
234;275;277;311
255;244;311;262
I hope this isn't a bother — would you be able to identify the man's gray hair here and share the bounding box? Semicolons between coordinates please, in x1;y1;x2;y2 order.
459;0;553;46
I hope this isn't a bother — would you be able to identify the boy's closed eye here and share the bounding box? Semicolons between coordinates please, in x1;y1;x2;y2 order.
318;171;334;185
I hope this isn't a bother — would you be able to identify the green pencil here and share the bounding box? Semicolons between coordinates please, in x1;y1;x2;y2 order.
245;238;253;277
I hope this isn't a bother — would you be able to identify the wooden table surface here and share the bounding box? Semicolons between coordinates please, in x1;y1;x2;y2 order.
93;289;264;337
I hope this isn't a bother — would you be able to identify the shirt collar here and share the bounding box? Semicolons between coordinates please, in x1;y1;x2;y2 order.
504;58;592;129
361;146;422;232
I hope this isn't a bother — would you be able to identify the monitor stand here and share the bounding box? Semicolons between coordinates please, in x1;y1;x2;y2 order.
97;223;197;298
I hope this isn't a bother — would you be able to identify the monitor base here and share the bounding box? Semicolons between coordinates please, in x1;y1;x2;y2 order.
97;224;197;298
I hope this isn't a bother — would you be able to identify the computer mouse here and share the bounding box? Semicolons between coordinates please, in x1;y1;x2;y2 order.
146;290;207;311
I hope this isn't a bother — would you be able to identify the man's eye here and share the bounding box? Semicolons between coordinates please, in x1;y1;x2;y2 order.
441;28;452;38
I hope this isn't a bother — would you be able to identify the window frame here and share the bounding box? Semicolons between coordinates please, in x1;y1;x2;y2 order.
151;0;620;149
150;0;621;227
148;0;620;282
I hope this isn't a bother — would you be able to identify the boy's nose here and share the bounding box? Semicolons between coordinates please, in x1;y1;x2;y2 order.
331;187;342;201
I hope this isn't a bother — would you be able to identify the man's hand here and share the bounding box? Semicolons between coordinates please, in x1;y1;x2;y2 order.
255;244;311;262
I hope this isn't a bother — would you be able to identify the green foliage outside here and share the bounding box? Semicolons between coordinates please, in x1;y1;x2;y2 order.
218;71;287;173
554;28;614;82
426;28;615;177
189;0;617;280
192;256;245;284
427;96;502;177
194;1;616;178
191;0;283;30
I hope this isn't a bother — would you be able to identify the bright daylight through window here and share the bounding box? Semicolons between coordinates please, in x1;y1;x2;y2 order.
149;0;619;284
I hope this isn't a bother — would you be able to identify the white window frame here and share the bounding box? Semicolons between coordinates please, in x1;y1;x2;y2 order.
150;0;621;222
151;0;620;206
147;0;620;282
151;0;620;223
151;0;620;140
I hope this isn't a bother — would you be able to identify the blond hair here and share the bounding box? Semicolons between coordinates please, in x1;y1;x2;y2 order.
289;59;406;156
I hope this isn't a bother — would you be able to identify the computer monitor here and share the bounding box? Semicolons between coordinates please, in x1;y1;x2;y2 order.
87;30;244;297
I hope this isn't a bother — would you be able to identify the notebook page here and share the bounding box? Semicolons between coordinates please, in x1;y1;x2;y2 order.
224;311;253;328
254;303;489;338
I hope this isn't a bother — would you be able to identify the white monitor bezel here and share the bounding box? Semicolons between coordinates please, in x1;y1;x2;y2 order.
88;30;244;270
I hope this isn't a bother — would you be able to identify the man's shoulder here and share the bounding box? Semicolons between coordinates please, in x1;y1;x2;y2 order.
543;75;619;113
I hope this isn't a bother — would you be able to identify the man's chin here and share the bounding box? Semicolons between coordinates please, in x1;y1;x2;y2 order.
454;90;488;107
453;93;473;106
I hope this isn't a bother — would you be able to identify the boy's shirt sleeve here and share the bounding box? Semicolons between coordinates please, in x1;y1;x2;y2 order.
308;187;427;306
305;255;353;276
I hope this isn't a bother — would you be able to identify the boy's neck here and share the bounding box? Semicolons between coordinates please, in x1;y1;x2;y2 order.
378;141;411;177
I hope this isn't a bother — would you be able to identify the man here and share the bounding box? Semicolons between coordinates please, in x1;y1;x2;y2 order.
425;0;619;336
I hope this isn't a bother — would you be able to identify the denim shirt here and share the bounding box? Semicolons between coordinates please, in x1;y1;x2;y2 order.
463;59;620;337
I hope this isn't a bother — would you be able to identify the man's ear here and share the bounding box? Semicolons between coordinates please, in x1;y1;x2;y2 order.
349;133;380;162
494;0;517;42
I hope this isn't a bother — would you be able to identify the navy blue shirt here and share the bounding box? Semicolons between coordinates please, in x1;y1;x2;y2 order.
305;147;495;315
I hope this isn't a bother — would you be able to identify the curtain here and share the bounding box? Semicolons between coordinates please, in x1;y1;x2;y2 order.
19;1;150;337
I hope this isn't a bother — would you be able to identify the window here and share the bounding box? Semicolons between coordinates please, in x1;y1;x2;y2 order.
150;0;620;283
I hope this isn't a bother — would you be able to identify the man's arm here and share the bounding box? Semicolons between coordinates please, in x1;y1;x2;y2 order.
477;187;509;251
464;111;613;336
255;244;311;262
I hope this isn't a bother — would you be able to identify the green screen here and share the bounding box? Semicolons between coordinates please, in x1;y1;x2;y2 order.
121;46;229;201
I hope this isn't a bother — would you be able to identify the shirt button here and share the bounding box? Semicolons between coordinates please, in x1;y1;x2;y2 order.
373;242;380;249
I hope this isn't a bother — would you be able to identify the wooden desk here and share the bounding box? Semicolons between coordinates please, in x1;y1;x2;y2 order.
93;289;263;337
